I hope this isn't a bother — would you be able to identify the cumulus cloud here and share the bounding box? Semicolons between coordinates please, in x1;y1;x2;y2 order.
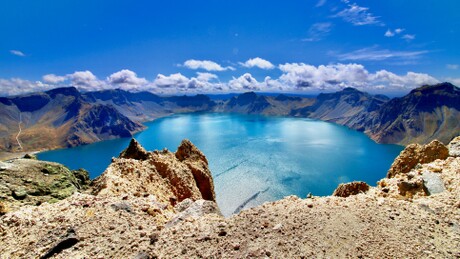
240;57;275;70
277;62;439;91
333;3;383;26
42;74;66;84
107;69;148;90
228;73;261;91
66;71;105;91
196;72;218;82
279;63;370;89
153;73;189;89
10;50;26;57
183;59;235;71
337;46;428;61
0;78;53;96
303;22;333;42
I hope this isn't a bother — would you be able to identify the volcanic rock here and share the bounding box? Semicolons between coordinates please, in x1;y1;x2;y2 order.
92;139;216;205
332;181;370;197
387;140;449;178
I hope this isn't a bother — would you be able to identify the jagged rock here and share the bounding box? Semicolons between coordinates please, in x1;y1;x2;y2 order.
119;138;149;160
0;159;91;213
332;181;370;197
40;228;79;259
92;139;216;205
176;139;215;201
71;169;91;189
448;136;460;157
166;199;222;227
387;140;449;178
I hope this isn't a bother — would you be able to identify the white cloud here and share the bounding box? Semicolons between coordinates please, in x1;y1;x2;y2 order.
279;63;369;89
402;34;416;41
445;78;460;86
183;59;235;71
384;29;395;37
384;28;404;37
107;69;148;90
303;22;333;42
371;70;439;89
277;62;439;91
196;72;218;82
66;71;105;91
10;50;26;57
228;73;261;91
0;78;53;96
153;73;189;89
240;57;275;70
337;46;428;61
42;74;66;84
333;3;383;26
447;64;459;70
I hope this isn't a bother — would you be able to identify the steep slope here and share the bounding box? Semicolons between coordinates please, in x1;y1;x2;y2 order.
84;90;216;122
0;87;144;151
217;92;313;115
291;87;389;130
364;82;460;145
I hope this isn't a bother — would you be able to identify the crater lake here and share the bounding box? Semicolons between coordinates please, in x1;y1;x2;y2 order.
38;113;403;216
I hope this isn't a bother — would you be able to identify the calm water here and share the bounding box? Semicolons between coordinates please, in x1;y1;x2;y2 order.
38;113;403;216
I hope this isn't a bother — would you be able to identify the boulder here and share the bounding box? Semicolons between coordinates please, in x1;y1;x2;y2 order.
387;140;449;178
448;136;460;157
333;181;370;197
0;159;91;213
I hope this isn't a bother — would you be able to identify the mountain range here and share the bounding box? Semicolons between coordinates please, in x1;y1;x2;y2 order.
0;82;459;152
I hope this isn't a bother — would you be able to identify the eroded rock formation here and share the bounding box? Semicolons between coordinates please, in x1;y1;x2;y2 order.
92;139;216;205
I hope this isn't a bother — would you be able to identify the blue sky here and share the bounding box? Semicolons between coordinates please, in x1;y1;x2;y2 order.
1;0;460;96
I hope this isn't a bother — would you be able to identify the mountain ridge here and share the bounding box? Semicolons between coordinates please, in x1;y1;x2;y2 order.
0;83;459;153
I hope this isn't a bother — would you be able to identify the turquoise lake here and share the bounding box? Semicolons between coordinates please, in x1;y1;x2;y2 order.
38;113;403;216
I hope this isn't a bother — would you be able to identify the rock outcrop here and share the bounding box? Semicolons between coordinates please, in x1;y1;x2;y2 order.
332;181;370;197
92;139;216;205
386;140;449;178
0;158;90;213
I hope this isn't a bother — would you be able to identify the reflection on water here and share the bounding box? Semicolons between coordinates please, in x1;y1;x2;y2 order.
38;113;403;216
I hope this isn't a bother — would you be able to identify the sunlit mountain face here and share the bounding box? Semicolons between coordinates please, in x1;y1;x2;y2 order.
1;1;459;97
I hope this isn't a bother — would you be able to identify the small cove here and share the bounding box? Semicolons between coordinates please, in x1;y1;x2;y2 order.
38;113;403;216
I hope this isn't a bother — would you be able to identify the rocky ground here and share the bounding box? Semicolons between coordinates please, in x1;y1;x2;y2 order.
0;137;459;258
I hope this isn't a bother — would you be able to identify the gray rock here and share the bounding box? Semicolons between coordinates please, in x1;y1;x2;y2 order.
422;170;446;195
448;136;460;157
166;199;222;228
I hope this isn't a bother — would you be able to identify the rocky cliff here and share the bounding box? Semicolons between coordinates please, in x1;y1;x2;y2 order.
0;87;144;152
0;138;459;258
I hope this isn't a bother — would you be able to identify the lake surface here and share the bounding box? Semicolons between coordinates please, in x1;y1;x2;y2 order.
38;113;403;216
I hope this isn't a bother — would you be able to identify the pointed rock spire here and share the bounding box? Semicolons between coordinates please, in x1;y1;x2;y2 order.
118;138;149;160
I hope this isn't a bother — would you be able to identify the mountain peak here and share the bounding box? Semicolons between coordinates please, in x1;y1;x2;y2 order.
46;87;80;98
414;82;458;94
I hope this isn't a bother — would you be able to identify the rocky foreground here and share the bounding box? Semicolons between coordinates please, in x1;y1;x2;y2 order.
0;138;460;258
